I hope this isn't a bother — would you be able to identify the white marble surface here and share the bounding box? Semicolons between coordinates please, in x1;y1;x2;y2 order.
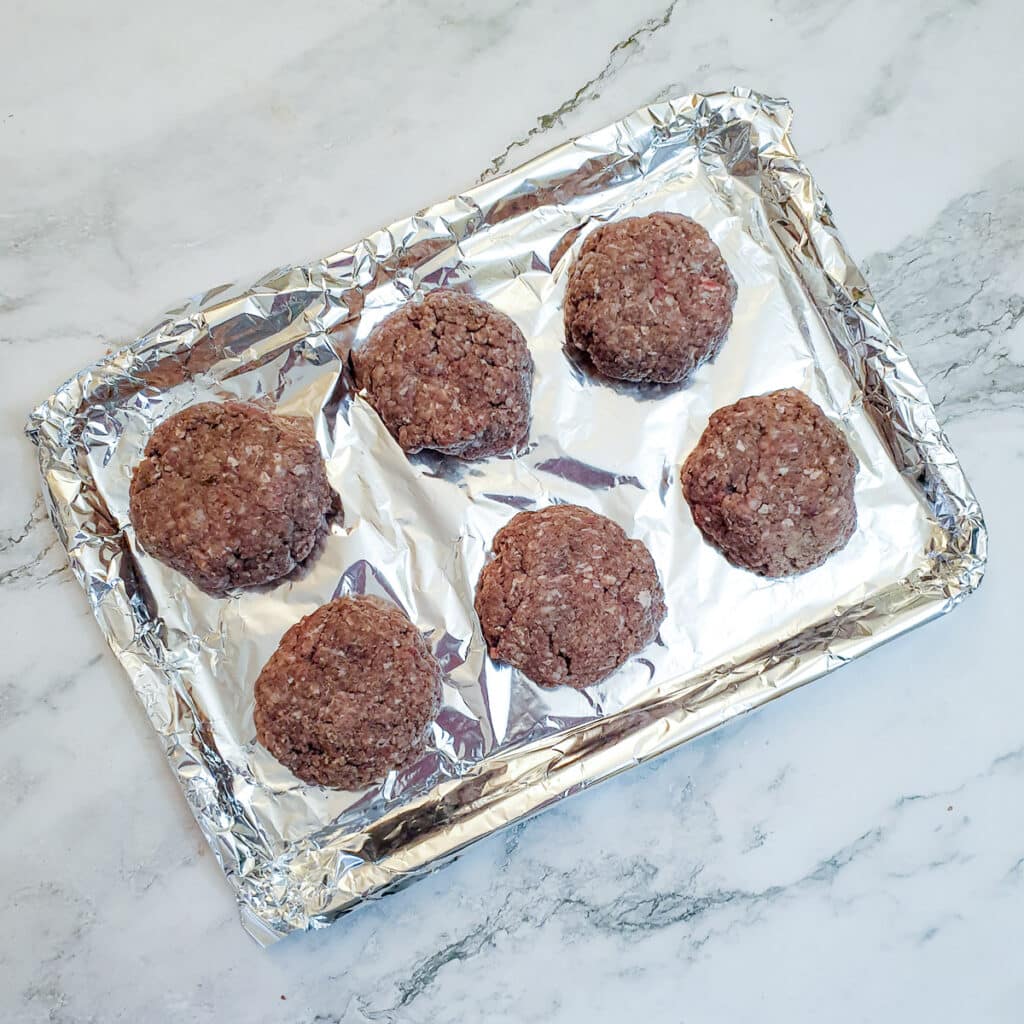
2;1;1022;1020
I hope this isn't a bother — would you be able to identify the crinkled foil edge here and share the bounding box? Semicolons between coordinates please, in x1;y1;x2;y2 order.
25;88;987;946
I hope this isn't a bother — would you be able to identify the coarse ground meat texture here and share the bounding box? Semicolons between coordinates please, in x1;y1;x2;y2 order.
129;402;338;596
253;595;441;789
563;212;737;384
474;504;666;689
352;289;534;459
681;388;858;577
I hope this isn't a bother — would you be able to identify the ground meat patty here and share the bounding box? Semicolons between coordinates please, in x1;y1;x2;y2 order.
254;595;441;789
352;288;534;459
681;388;858;577
474;504;666;689
563;212;737;384
129;402;337;595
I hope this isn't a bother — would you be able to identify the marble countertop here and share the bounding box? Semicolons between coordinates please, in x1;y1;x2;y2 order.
3;1;1022;1021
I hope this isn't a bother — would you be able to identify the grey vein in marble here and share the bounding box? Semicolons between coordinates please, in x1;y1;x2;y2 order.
863;170;1024;420
478;0;680;182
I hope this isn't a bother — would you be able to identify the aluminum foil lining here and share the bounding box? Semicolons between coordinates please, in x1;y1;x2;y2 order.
26;88;987;945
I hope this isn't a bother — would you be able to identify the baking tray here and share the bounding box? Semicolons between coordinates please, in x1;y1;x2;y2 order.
26;88;987;944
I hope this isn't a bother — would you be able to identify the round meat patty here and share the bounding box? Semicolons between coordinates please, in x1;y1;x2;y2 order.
681;388;858;577
474;504;666;689
254;595;442;789
563;212;737;384
129;402;337;596
352;288;534;459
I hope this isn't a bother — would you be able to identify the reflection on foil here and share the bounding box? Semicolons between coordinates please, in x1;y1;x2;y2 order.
26;88;986;946
535;456;644;491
